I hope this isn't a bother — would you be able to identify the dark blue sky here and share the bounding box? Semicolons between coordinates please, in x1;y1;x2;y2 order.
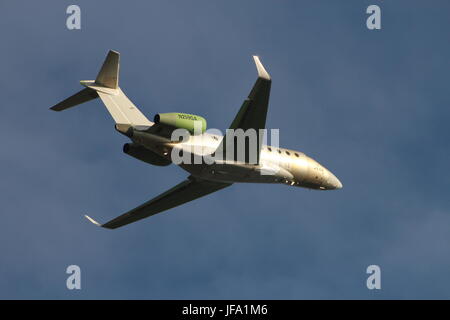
1;0;450;299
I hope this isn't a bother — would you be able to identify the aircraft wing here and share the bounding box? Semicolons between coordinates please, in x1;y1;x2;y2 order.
229;56;271;131
216;56;272;164
85;177;231;229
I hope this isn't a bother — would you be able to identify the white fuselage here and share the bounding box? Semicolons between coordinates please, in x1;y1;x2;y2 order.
131;130;342;190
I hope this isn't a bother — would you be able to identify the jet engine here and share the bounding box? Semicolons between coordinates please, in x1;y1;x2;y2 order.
154;113;207;134
123;143;171;166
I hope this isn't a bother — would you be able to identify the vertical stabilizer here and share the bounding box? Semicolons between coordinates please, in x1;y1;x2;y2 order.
95;50;120;89
50;50;153;128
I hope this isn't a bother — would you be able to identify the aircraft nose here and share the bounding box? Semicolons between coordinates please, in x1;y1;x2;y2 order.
330;174;343;189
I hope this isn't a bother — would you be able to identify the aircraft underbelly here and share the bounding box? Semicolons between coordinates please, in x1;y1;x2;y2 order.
179;160;291;184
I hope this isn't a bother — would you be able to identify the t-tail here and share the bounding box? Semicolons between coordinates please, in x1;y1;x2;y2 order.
50;50;153;133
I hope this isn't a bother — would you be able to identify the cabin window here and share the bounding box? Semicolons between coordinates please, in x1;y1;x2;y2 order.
267;147;272;152
286;151;290;156
278;149;281;154
295;153;299;157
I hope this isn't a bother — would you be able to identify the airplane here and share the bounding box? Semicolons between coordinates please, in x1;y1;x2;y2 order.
51;50;342;229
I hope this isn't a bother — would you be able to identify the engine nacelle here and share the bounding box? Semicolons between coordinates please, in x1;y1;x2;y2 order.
123;143;171;166
154;113;207;134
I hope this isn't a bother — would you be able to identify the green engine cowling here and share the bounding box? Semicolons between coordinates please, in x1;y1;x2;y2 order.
154;113;207;134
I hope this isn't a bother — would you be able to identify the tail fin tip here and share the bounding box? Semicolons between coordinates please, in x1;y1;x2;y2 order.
95;50;120;89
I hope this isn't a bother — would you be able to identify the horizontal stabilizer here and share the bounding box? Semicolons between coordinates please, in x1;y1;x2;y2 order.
51;88;98;111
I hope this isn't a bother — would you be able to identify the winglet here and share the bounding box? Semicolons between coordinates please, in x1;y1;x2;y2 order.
84;214;102;227
253;56;271;80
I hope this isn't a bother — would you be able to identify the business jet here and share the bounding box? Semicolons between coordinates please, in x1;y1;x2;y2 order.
51;50;342;229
